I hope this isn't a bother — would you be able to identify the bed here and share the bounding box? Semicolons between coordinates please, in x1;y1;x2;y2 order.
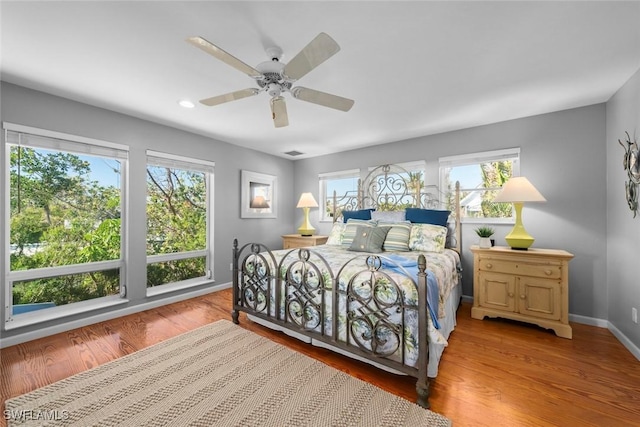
231;164;462;408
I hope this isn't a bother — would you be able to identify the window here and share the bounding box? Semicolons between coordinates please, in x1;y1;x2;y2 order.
4;123;127;322
318;169;360;221
439;148;520;222
146;151;214;293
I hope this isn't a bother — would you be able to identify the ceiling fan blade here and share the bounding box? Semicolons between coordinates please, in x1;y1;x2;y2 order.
187;36;263;79
270;96;289;128
291;87;354;112
200;88;259;106
283;33;340;81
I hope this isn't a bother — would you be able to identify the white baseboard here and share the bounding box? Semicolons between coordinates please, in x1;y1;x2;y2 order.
569;314;640;360
568;313;609;328
606;322;640;361
0;282;231;349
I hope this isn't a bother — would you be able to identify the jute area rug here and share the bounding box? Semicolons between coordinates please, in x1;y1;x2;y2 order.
6;320;451;426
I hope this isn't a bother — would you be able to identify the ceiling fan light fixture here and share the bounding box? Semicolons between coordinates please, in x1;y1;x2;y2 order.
267;83;282;97
178;99;195;109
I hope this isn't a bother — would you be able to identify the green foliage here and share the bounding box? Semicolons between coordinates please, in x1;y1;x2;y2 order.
10;207;47;254
480;161;513;218
10;146;207;308
475;226;495;237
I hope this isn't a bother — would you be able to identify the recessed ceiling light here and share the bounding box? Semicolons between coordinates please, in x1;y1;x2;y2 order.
178;99;195;109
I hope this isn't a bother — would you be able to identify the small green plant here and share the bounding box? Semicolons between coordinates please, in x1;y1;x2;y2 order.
475;226;495;238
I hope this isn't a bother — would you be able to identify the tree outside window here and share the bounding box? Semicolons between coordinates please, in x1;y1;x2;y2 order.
145;152;213;290
440;148;520;222
7;129;125;312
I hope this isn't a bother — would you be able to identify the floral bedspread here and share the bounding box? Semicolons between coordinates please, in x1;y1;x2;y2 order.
240;244;460;368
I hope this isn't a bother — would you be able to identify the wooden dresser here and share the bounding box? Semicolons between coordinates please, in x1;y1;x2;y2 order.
470;245;574;339
282;234;328;249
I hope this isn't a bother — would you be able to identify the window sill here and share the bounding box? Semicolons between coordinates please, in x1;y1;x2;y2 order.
146;277;215;297
461;217;515;225
5;295;128;331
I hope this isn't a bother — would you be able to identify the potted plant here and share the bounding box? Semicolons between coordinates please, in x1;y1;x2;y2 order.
475;226;495;249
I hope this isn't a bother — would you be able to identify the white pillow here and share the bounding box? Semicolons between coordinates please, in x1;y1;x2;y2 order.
371;210;406;222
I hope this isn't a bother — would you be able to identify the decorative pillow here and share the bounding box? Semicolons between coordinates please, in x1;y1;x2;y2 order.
348;226;391;253
409;223;448;253
371;210;406;222
405;208;451;227
377;221;412;252
326;222;346;245
342;208;375;223
341;219;377;248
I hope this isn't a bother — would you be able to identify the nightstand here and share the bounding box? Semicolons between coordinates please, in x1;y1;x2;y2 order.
282;234;328;249
470;245;574;338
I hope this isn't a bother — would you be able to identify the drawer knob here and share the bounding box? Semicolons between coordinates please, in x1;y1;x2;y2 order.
486;263;493;269
545;269;552;276
520;294;526;299
508;292;514;298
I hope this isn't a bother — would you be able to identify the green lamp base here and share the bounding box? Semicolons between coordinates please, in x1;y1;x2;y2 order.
298;207;315;236
504;235;534;250
297;228;315;237
505;202;534;250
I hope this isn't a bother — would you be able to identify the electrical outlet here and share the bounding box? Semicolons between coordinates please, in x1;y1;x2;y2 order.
633;307;638;324
230;263;233;271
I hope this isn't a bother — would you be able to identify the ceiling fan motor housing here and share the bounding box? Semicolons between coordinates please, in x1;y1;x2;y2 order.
256;59;291;96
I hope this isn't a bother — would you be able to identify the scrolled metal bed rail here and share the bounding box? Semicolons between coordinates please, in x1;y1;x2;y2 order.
231;238;432;408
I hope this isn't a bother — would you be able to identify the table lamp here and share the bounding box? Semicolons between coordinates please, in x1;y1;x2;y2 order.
493;177;546;250
297;192;319;236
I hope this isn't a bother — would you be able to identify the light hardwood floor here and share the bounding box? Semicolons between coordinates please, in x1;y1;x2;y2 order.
2;288;639;427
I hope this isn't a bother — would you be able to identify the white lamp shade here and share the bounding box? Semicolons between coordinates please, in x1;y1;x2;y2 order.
296;192;319;208
493;177;546;203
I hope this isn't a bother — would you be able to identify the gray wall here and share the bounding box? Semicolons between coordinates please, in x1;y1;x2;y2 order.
606;67;640;348
4;78;639;355
294;104;608;320
1;82;294;342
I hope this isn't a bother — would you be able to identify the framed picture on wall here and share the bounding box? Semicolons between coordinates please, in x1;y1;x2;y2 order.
241;170;277;218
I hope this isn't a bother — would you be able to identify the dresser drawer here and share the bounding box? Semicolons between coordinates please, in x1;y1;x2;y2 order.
478;258;561;279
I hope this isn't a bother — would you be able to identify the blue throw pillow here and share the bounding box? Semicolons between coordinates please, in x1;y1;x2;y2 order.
342;208;375;223
405;208;450;226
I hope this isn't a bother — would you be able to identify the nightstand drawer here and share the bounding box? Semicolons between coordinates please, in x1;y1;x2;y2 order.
478;258;561;279
282;234;328;249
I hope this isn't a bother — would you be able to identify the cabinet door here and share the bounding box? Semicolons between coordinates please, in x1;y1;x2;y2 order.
478;272;516;313
517;277;561;320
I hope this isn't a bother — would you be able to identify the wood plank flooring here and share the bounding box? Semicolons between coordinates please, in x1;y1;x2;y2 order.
2;288;639;427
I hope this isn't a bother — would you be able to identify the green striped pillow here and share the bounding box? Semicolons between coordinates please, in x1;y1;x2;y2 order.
378;221;412;252
341;219;377;248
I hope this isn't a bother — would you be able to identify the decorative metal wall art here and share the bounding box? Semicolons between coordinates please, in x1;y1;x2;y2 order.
619;131;640;217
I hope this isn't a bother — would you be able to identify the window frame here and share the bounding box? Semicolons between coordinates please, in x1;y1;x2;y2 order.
439;148;521;224
3;122;129;329
145;150;215;296
318;168;360;222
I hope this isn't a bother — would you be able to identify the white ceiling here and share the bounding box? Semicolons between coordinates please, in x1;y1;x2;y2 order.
2;1;640;159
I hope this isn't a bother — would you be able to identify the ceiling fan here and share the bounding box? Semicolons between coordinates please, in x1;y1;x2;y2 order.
187;33;355;128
